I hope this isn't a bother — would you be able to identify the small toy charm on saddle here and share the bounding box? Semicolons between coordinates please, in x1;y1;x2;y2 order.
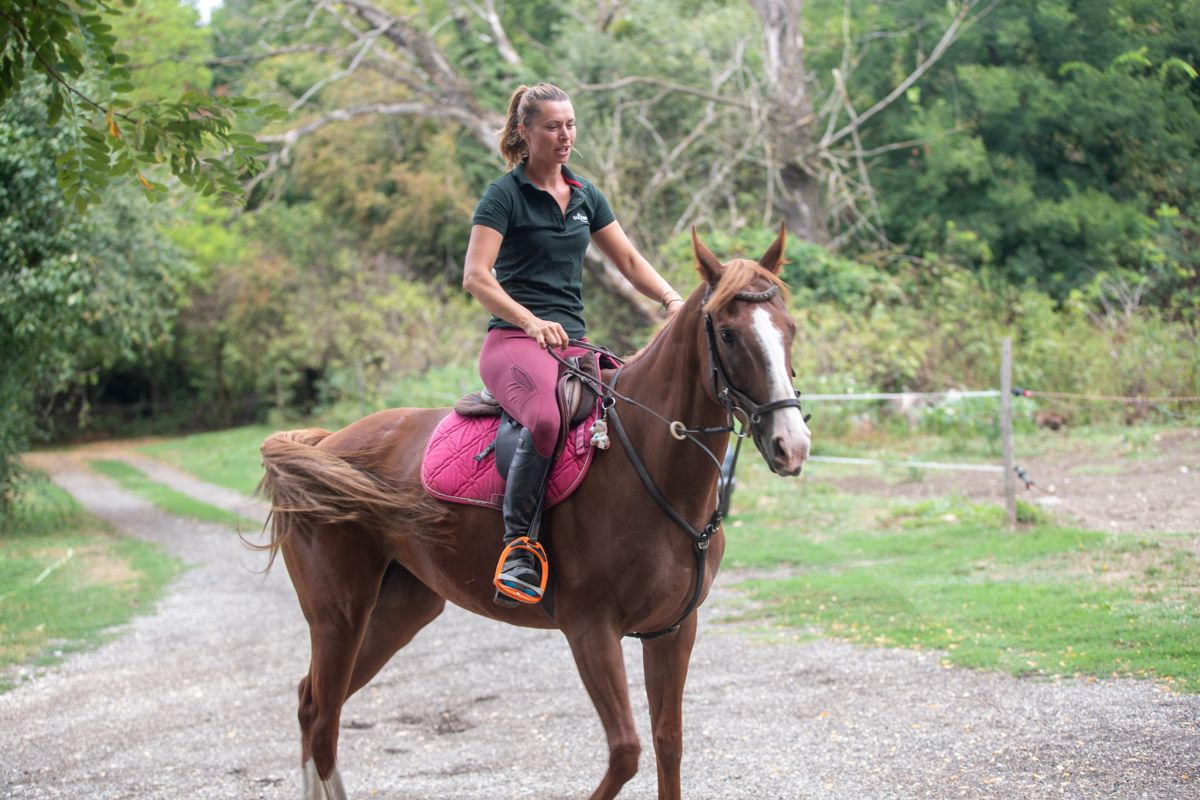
493;536;549;605
589;418;610;450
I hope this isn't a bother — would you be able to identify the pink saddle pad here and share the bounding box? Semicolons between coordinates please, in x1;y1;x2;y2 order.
421;407;601;510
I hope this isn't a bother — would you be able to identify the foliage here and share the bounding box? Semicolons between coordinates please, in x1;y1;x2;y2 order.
0;82;196;505
0;0;281;210
825;0;1200;303
0;471;181;690
9;0;1198;461
165;199;480;428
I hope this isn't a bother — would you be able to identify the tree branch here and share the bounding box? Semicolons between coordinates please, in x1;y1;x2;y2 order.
577;75;754;109
453;0;521;65
822;1;985;148
258;101;492;147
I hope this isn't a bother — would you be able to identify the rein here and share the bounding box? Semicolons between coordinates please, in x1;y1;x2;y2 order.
551;284;805;640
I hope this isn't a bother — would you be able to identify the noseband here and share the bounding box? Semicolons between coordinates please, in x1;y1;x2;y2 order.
703;284;807;468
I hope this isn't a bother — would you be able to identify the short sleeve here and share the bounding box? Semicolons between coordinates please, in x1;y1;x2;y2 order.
472;181;513;236
589;186;616;233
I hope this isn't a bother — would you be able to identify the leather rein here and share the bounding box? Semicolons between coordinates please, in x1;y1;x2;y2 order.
554;284;806;640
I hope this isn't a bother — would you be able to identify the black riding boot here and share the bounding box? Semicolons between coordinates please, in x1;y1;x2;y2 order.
494;427;555;606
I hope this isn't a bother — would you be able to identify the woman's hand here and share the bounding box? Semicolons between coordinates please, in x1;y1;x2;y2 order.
523;316;570;350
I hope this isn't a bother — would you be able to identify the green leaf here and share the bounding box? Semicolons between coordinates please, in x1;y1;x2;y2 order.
47;88;65;125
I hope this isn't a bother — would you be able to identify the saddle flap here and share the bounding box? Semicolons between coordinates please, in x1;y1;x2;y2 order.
558;354;602;429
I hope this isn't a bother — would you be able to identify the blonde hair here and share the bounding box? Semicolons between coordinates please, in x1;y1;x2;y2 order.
498;83;571;169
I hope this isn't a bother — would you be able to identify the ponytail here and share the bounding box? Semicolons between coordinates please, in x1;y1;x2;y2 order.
497;82;571;170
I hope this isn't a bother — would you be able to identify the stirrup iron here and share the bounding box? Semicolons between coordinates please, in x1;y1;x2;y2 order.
493;536;549;605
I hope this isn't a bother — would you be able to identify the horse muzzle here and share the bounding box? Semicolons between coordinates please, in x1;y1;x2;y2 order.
753;410;811;477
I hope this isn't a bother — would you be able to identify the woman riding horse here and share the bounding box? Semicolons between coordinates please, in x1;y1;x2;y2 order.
258;83;812;800
462;82;685;605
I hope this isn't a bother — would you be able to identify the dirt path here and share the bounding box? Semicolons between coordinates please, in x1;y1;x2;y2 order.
2;449;1197;799
817;428;1200;534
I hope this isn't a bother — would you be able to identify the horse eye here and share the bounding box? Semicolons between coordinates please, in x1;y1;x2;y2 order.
719;329;735;344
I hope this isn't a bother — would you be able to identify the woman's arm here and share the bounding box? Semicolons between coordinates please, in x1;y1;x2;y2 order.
590;221;684;313
462;224;570;349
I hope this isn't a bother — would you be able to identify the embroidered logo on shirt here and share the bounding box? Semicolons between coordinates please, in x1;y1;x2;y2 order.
571;212;589;224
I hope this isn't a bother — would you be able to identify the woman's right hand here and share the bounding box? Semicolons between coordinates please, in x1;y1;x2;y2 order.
523;317;569;350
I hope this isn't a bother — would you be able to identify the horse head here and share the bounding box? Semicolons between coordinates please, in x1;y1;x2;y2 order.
692;223;812;476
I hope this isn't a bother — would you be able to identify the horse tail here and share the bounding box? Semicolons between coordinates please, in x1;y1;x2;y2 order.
253;428;448;572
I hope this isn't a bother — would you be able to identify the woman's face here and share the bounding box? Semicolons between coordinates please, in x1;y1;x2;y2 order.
520;100;576;167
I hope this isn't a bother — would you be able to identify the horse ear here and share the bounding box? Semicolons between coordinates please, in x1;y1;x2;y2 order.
758;221;787;275
692;226;724;284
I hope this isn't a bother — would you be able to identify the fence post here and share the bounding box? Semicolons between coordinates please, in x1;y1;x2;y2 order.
1001;336;1017;528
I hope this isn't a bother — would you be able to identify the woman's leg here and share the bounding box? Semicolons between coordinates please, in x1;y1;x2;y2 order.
479;328;571;457
479;329;586;603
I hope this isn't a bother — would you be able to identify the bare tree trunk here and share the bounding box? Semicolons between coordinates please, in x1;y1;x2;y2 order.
749;0;829;244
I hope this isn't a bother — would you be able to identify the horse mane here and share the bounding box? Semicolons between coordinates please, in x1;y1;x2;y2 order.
620;259;791;368
701;259;790;313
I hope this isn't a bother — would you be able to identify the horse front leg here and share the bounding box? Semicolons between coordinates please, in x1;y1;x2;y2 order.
565;624;642;800
640;614;699;800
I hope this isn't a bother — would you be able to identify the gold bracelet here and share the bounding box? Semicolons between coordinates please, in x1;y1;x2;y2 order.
661;289;683;309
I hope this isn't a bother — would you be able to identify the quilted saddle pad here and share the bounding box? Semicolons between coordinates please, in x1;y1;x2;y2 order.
421;407;601;510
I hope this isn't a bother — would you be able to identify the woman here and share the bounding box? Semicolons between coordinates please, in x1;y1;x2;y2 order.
462;83;685;606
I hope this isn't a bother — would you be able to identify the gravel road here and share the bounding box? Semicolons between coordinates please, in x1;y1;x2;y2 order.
2;450;1197;799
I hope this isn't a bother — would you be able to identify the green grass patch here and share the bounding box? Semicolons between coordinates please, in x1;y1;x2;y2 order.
88;460;254;528
138;424;275;497
0;473;182;691
724;461;1200;690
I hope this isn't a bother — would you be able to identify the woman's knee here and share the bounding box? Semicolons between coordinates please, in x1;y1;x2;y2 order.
527;414;560;458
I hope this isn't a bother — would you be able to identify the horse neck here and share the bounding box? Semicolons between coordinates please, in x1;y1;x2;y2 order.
619;296;722;426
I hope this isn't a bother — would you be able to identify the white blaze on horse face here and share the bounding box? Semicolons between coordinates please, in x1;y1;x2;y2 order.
751;307;812;470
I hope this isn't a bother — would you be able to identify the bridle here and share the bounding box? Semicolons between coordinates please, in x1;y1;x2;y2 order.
702;283;807;474
553;282;807;639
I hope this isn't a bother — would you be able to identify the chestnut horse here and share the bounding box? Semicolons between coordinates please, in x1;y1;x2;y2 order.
258;227;811;800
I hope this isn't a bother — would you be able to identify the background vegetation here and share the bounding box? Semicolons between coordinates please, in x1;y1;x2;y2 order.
2;0;1198;510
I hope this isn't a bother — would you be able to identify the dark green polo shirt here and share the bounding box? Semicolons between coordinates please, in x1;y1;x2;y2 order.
472;163;615;339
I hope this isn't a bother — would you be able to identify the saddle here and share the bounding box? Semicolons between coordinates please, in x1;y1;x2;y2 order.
453;353;603;479
421;350;615;509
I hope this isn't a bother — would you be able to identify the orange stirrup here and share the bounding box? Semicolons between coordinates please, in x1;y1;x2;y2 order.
492;537;549;604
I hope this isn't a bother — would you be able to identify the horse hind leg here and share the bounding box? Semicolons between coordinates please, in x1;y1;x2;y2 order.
345;560;446;698
290;546;446;800
284;524;386;800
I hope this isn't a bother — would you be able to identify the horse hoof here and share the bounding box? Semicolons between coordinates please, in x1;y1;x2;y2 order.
302;760;348;800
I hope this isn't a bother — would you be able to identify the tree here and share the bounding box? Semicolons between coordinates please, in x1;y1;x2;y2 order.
855;0;1200;299
0;81;194;505
0;0;281;209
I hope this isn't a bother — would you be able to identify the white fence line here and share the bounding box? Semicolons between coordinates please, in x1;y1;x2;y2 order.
808;455;1005;473
800;339;1018;526
804;390;1001;401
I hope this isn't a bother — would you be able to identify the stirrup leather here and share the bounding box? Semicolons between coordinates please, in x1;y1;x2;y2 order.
493;537;549;605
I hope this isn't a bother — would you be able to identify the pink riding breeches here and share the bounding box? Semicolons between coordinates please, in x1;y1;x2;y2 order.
478;328;590;458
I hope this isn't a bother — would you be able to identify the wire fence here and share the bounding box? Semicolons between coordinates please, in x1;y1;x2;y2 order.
799;337;1198;526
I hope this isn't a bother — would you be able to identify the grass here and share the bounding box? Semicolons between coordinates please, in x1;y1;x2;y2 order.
138;424;275;497
0;473;182;691
723;457;1200;691
88;459;257;529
